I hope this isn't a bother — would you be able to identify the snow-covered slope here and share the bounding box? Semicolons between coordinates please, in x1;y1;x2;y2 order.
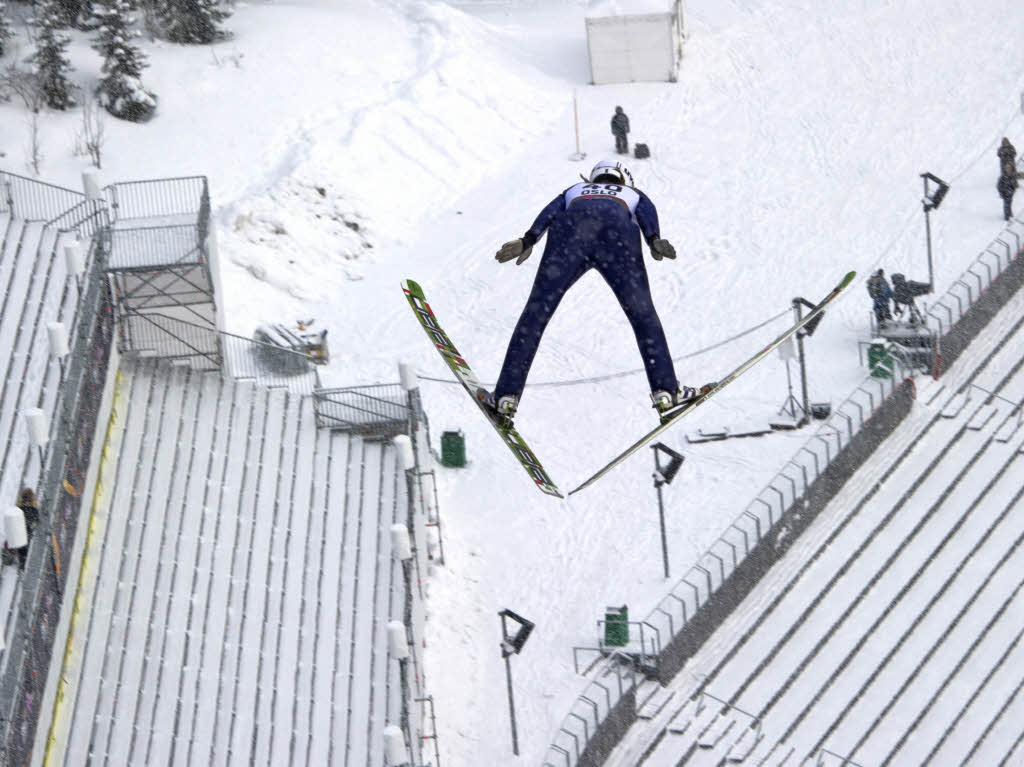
5;0;1024;765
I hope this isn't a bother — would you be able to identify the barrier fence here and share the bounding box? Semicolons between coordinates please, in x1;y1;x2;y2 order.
0;225;115;766
118;311;320;396
0;171;84;221
104;176;209;222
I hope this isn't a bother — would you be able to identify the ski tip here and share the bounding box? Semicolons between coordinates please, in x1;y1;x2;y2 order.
402;279;425;298
839;270;856;288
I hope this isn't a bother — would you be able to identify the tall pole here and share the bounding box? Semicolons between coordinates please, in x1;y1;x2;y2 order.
794;299;809;427
573;90;581;157
656;478;669;578
504;654;519;756
923;175;934;288
570;90;586;161
651;443;684;578
499;610;534;757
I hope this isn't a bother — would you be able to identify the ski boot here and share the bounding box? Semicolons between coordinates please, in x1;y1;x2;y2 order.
651;383;715;424
476;389;519;428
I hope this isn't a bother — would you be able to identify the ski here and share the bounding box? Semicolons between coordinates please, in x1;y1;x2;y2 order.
568;271;857;496
402;279;563;498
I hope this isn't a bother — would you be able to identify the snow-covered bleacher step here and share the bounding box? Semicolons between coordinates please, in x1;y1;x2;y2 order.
919;378;947;408
723;722;764;763
635;680;676;720
744;737;797;766
696;710;737;750
940;390;970;418
966;402;999;431
666;696;697;734
993;410;1022;442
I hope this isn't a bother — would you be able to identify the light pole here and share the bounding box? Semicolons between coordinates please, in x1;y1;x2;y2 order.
651;442;685;578
499;609;535;757
920;172;950;291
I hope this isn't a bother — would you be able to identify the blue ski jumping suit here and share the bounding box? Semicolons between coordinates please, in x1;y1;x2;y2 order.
495;181;677;400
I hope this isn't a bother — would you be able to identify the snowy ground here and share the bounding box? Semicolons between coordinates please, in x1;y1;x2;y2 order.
5;0;1024;765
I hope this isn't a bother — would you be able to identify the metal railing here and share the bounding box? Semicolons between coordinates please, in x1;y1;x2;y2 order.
313;384;410;436
926;218;1024;336
118;311;319;395
107;223;204;269
0;171;84;221
105;176;209;222
543;653;638;767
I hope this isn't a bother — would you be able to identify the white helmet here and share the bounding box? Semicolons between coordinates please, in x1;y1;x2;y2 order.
589;159;634;187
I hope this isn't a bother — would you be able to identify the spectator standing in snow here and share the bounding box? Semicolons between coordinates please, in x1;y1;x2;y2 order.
866;269;893;325
998;137;1016;169
611;106;630;155
997;162;1024;221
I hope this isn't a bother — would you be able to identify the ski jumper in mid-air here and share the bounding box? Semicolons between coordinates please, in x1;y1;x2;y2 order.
479;159;710;425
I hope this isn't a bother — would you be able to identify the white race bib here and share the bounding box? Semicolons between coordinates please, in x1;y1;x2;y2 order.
564;182;640;218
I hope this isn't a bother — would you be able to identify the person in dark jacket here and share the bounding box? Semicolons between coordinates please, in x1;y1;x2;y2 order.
866;269;893;325
611;106;630;155
998;137;1016;169
997;162;1024;221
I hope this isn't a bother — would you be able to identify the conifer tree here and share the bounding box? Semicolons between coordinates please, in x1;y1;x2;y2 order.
0;3;14;58
56;0;85;29
30;0;75;110
158;0;229;44
91;0;156;121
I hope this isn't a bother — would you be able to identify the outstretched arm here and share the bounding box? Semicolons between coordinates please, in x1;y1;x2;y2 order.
496;193;566;264
637;191;676;260
521;194;566;250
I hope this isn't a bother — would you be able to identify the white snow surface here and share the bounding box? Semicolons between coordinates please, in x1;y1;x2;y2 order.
5;0;1024;764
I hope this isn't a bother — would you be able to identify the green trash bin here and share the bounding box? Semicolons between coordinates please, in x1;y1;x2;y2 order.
867;342;893;379
604;605;629;647
440;430;466;468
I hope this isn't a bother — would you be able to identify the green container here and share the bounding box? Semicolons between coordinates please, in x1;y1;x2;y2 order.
604;605;629;647
868;342;894;379
440;430;466;468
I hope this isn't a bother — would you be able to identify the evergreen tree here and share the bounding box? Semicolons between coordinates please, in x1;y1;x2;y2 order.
30;0;75;110
91;0;156;121
0;3;14;58
158;0;229;44
56;0;85;29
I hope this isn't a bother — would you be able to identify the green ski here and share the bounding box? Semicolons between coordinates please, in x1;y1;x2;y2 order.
402;279;562;498
569;271;857;496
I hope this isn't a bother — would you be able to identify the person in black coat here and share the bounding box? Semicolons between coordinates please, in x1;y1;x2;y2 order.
998;137;1016;169
997;162;1024;221
611;106;630;155
866;269;892;325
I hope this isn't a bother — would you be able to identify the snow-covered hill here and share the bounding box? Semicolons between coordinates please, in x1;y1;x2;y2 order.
4;0;1024;764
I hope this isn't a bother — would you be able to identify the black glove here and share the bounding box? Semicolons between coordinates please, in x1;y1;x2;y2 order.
496;239;533;265
650;238;676;261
